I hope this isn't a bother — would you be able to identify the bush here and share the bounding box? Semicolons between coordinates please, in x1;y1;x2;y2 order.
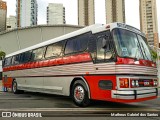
0;51;6;60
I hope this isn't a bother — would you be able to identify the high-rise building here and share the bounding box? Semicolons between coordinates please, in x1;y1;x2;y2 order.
106;0;125;23
0;0;7;32
47;3;65;24
78;0;95;26
16;0;38;28
6;16;17;30
140;0;159;47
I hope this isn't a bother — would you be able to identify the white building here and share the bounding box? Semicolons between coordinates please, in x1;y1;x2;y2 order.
6;16;17;30
47;3;65;25
16;0;38;28
140;0;159;47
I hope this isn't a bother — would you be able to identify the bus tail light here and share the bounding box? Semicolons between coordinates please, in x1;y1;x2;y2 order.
119;78;129;88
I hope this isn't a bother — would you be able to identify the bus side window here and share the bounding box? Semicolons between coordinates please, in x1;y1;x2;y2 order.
12;55;20;65
45;41;64;58
64;33;89;55
20;51;32;63
31;47;45;61
4;57;12;67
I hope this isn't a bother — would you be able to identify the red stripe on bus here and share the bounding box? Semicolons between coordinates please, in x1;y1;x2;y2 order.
116;57;156;67
3;52;92;72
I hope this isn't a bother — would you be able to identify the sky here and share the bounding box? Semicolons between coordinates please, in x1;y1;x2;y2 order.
3;0;160;42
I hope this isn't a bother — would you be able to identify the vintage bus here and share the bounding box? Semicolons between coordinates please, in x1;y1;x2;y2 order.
2;23;158;107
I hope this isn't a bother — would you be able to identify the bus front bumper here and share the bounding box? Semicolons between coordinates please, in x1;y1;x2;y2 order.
112;88;158;100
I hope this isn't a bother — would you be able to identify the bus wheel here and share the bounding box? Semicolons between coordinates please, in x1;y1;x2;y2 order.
12;80;24;94
71;80;90;107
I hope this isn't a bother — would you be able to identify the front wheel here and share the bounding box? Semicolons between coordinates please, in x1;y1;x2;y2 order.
71;80;90;107
12;80;24;94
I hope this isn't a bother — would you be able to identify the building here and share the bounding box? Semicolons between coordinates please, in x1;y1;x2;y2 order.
140;0;159;47
0;25;83;55
78;0;95;26
16;0;38;28
6;16;17;30
105;0;125;23
0;0;7;32
47;3;65;24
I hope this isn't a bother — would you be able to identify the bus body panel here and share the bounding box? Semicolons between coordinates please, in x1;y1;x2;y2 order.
84;75;117;101
15;77;75;96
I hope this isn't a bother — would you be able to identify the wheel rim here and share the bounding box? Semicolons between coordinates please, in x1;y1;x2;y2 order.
13;82;17;92
74;86;85;102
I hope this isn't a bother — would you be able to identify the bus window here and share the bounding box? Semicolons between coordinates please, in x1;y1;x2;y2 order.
12;55;21;65
97;37;105;60
64;33;89;54
45;41;63;58
20;51;32;63
96;32;113;62
31;47;44;61
4;57;12;66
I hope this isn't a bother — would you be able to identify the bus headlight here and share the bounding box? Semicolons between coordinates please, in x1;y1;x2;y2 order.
135;80;139;86
131;80;135;87
153;80;158;86
131;80;139;87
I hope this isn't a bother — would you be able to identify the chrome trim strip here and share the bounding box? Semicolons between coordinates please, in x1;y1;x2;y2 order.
112;90;134;95
112;88;157;100
137;93;157;99
136;89;156;94
115;95;135;100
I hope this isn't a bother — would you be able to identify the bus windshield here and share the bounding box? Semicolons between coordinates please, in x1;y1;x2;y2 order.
112;29;152;61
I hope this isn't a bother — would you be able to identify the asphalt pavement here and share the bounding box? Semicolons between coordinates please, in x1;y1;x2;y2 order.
0;80;160;120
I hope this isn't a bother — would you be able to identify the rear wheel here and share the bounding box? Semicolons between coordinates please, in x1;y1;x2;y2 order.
12;80;24;94
71;80;90;107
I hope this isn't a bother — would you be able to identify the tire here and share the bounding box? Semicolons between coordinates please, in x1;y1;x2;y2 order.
12;80;24;94
71;80;90;107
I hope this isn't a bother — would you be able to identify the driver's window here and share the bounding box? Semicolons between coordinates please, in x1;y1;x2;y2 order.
97;37;105;60
97;35;112;61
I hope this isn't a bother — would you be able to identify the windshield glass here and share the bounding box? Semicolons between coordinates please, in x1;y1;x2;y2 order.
113;29;152;61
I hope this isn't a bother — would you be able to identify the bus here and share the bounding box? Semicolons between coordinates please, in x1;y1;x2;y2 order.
2;23;158;107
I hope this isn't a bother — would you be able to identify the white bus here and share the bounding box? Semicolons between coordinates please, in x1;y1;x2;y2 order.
2;23;158;107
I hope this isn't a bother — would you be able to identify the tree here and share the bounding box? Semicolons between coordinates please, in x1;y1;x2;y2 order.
0;51;6;60
151;50;158;61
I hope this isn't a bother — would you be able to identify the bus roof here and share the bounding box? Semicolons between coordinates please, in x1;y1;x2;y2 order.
5;23;145;58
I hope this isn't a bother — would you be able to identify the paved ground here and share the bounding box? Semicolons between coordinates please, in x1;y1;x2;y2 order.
0;89;159;119
0;80;159;120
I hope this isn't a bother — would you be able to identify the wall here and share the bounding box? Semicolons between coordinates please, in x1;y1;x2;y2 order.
0;25;83;55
